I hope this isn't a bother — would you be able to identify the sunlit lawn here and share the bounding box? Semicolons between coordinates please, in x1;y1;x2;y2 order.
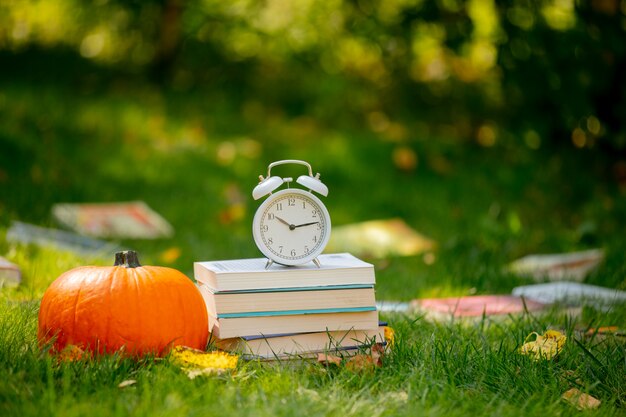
1;74;625;416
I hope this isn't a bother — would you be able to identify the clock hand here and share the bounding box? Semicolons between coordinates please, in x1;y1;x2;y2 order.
293;221;320;228
275;215;296;230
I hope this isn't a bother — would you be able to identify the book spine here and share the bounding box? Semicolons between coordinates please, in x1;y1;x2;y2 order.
197;285;376;315
211;310;379;339
217;306;377;319
207;284;374;294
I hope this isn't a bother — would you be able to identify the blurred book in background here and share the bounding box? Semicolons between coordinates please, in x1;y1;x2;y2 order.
0;256;21;287
326;218;435;258
512;281;626;307
6;221;118;256
52;201;173;239
508;249;604;282
376;300;412;313
412;295;547;320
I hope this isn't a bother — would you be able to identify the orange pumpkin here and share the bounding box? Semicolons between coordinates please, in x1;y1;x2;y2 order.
38;251;208;356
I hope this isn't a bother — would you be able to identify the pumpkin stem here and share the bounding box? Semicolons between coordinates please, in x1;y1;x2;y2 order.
114;251;142;268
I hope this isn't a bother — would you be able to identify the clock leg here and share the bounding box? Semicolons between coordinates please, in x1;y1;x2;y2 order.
313;258;321;268
264;259;274;269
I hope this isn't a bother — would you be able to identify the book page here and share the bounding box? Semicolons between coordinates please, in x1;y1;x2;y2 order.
203;253;372;273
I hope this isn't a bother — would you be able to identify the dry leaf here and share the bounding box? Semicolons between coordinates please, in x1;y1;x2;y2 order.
392;146;418;172
584;326;623;338
346;344;384;372
371;343;384;365
159;247;181;264
577;326;626;343
57;345;85;362
345;354;377;371
317;353;342;366
562;388;601;410
586;326;619;335
520;330;566;360
318;344;384;371
118;379;137;389
170;346;238;379
218;204;246;224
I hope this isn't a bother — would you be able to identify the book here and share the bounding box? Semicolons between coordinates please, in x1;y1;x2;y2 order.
326;218;435;258
197;283;376;316
508;249;604;282
209;309;379;339
412;295;547;319
214;325;387;360
52;201;173;239
512;281;626;306
376;300;413;313
194;253;375;292
0;256;21;287
6;221;118;256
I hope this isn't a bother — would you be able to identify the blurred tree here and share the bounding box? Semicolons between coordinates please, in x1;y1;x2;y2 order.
0;0;624;151
151;0;184;81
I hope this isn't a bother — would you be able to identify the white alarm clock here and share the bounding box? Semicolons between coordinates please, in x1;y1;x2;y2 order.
252;160;331;268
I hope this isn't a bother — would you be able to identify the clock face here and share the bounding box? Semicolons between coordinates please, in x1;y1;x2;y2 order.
252;189;331;266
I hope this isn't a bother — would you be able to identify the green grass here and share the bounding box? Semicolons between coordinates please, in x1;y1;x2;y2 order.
1;74;625;416
2;298;625;416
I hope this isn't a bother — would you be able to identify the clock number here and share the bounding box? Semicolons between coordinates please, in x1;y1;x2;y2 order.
268;213;275;220
276;203;283;211
316;223;321;230
288;198;295;206
302;201;306;209
304;246;309;254
262;225;269;232
279;246;283;253
313;235;317;243
291;249;296;257
311;210;317;218
268;237;273;245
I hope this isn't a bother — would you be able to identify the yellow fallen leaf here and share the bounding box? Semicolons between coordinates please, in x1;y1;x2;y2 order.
384;326;395;347
562;388;601;410
170;346;238;379
520;330;566;360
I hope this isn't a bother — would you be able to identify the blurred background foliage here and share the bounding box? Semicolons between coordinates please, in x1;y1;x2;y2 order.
2;0;625;148
0;0;625;296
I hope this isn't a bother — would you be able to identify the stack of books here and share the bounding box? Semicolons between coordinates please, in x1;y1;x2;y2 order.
194;253;383;360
